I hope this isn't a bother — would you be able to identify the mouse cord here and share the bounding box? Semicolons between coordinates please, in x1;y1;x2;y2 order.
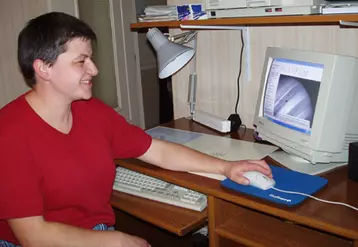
271;187;358;212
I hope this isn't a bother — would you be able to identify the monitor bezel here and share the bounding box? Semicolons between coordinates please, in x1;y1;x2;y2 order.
254;47;353;156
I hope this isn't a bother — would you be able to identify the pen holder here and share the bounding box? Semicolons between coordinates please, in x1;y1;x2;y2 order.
348;142;358;183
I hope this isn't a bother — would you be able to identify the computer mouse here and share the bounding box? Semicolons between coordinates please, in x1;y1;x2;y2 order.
242;171;275;190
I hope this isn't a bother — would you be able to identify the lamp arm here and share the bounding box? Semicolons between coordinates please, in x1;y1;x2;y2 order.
187;36;198;117
188;73;197;117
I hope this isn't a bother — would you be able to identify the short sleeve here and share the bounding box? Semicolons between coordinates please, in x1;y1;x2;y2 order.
0;135;43;219
109;113;152;159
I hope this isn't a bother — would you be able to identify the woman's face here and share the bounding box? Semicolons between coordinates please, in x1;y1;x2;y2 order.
48;38;98;102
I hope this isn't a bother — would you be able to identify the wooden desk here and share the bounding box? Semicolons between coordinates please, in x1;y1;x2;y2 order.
112;118;358;247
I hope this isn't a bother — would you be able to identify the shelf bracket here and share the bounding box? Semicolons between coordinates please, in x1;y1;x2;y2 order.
180;25;251;82
339;20;358;27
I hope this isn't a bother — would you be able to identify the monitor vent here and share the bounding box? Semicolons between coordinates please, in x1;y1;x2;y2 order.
343;133;358;150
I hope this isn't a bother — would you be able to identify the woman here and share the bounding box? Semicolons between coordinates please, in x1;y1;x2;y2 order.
0;12;271;247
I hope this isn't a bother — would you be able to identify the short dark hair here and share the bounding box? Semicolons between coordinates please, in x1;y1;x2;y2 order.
17;12;97;86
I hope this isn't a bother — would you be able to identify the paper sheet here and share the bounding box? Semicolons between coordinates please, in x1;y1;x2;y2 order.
146;127;278;180
146;126;202;144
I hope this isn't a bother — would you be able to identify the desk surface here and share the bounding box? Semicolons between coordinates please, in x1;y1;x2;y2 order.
114;118;358;242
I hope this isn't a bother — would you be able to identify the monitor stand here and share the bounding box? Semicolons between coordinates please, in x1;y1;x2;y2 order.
269;150;347;175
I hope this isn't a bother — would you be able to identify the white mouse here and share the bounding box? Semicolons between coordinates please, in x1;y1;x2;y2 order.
242;171;275;190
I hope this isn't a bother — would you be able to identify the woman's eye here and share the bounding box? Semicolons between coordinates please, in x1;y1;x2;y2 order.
78;60;85;64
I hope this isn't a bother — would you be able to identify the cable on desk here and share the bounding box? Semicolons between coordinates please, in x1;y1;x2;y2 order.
240;124;247;138
234;30;244;116
272;187;358;212
228;30;245;133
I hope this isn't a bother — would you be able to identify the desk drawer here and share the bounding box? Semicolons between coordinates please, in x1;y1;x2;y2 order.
210;197;351;247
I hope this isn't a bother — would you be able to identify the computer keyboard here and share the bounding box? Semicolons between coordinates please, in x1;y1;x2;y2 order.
113;166;207;211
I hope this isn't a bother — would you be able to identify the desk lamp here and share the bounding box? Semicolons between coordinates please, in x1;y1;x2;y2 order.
147;28;198;117
147;27;237;133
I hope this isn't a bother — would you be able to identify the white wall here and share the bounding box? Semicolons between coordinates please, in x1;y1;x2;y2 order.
168;0;358;129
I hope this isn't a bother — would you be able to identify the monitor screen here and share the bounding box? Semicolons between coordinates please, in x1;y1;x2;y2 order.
263;58;323;135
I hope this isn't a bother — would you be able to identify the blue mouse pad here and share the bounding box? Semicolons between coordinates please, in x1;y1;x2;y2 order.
221;165;328;206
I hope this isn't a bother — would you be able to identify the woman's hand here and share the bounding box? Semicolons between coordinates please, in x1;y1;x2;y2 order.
223;160;272;185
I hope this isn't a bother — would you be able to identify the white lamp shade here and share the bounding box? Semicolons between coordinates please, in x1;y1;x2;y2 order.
147;28;195;79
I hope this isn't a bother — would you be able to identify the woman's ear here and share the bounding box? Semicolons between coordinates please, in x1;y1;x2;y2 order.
33;59;50;81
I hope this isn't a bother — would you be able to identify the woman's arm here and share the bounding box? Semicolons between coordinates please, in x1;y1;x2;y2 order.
138;139;272;185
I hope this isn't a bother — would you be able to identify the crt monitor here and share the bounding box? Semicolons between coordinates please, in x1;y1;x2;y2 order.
254;47;358;175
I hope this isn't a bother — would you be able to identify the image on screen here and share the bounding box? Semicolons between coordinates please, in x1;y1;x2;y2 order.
263;58;322;134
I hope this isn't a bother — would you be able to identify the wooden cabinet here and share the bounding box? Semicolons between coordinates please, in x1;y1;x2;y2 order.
209;197;351;247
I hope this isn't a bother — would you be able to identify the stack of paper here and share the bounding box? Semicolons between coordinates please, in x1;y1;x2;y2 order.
322;3;358;14
146;126;278;181
323;5;358;14
139;5;178;22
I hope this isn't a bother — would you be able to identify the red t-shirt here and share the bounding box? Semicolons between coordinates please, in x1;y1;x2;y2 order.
0;93;152;244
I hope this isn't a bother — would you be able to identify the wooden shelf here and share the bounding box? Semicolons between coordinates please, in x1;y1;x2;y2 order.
131;14;358;29
111;191;207;236
215;207;351;247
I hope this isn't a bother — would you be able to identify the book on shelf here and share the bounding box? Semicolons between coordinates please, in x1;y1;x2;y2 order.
138;4;207;22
